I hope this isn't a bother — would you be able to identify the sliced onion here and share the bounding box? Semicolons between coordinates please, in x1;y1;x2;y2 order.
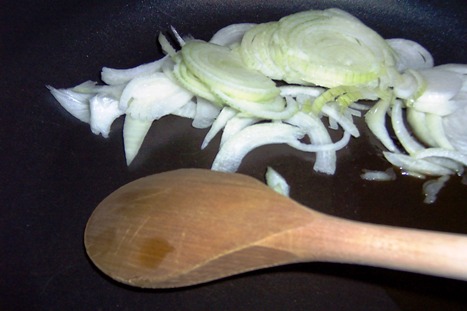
220;115;259;146
191;97;222;129
365;97;399;152
321;102;360;137
89;94;124;138
171;100;197;119
414;148;467;167
181;40;280;102
443;105;467;154
386;38;434;72
265;167;290;196
391;100;424;154
240;22;286;81
286;111;338;174
425;114;455;150
101;56;170;85
47;85;92;123
361;168;396;181
423;175;450;204
123;116;153;165
211;123;305;172
411;68;464;116
213;91;297;120
210;23;257;47
383;151;454;176
201;107;237;149
406;108;438;147
279;85;324;98
120;72;193;121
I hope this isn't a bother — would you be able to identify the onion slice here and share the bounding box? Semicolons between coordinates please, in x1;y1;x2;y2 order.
211;123;305;172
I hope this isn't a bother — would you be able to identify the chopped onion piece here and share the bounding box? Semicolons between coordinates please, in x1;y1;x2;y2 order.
443;105;467;154
123;116;153;165
394;71;420;99
383;151;454;176
192;97;222;129
391;100;424;154
211;123;305;172
322;102;360;137
171;100;197;119
47;85;92;123
266;167;290;196
411;68;464;116
414;148;467;167
286;111;339;174
365;96;399;152
210;23;256;47
101;56;170;85
425;114;455;150
423;175;450;204
89;94;124;138
407;108;438;147
158;33;178;57
279;85;325;98
170;26;189;47
434;63;467;75
386;38;434;72
201;107;237;149
361;168;396;181
120;72;194;121
220;115;259;146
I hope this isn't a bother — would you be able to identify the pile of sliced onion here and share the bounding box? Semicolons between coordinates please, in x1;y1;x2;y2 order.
48;8;466;203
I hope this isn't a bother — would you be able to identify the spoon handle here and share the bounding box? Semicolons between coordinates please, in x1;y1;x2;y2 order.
261;213;467;280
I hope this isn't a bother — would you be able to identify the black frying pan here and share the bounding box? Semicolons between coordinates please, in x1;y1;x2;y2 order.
1;1;466;310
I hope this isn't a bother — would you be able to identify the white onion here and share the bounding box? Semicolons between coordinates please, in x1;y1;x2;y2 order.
365;97;399;152
391;100;424;154
210;23;257;46
286;111;338;174
322;102;360;137
123;116;153;165
386;38;434;72
383;151;454;176
89;95;124;138
361;168;396;181
265;167;290;196
220;115;259;147
47;85;92;123
211;123;305;172
191;97;222;129
101;56;170;85
423;175;450;204
201;107;237;149
443;105;467;154
414;148;467;167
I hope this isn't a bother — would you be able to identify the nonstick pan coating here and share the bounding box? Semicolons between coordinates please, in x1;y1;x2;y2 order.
1;1;466;310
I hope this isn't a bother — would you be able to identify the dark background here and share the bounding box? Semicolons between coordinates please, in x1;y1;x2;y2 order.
1;1;466;310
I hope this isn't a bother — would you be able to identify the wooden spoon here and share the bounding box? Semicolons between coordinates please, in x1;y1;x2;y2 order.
84;168;467;288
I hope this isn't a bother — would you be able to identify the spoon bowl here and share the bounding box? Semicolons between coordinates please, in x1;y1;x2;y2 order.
84;168;467;288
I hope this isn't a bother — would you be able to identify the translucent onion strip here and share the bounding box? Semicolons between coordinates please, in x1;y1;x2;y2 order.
211;123;305;172
365;96;399;152
414;148;467;167
101;56;170;85
391;100;424;155
123;116;153;165
210;23;256;47
201;107;237;149
383;151;454;176
265;167;290;196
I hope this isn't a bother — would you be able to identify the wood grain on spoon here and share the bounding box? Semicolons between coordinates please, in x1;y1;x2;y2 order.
84;168;467;288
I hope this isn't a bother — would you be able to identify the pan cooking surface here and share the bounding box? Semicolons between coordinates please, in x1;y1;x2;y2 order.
1;0;466;310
